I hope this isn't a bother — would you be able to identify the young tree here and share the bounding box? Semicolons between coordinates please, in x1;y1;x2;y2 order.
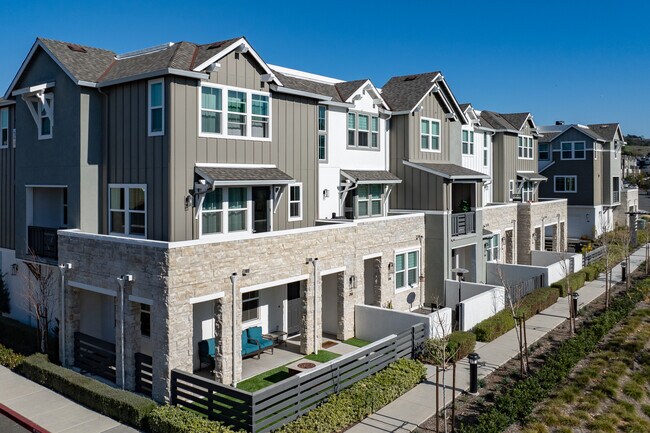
22;257;57;354
556;249;576;334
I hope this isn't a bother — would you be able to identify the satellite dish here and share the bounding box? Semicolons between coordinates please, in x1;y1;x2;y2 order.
406;292;416;307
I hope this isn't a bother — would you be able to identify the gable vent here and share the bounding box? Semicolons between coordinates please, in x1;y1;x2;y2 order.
67;44;87;53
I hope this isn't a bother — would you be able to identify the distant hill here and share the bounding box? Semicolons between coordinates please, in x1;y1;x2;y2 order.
625;134;650;146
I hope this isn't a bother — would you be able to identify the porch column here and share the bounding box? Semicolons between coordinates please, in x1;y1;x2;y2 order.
336;272;348;340
551;224;559;252
213;297;233;385
300;276;322;354
117;301;140;391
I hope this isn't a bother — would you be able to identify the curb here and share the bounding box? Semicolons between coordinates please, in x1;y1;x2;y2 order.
0;402;51;433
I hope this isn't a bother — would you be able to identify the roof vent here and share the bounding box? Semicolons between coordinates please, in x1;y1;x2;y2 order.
403;75;417;82
555;120;565;125
116;42;174;60
207;41;227;50
67;44;87;53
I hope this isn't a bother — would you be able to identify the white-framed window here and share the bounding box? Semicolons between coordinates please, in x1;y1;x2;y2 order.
420;118;440;151
554;176;577;193
242;291;259;322
357;184;383;218
347;112;379;149
199;83;271;140
508;180;515;201
201;187;250;236
148;79;164;136
538;143;550;160
560;141;585;160
485;234;499;261
520;181;534;202
318;105;327;161
483;133;489;166
462;129;474;155
395;249;419;292
288;183;302;221
140;304;151;337
109;185;146;238
0;108;8;148
517;135;533;159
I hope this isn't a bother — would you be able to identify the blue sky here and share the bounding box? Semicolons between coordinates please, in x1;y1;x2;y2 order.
2;0;649;135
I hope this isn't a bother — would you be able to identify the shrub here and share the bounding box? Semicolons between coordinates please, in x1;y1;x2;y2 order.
460;279;647;433
277;358;426;433
420;331;476;364
0;344;24;369
19;354;156;429
551;272;587;297
472;287;560;342
582;265;599;282
147;405;240;433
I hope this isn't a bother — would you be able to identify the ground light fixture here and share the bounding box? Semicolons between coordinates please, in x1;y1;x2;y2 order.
468;352;480;395
571;291;579;319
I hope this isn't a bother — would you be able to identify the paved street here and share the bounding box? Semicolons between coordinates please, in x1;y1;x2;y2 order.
0;414;29;433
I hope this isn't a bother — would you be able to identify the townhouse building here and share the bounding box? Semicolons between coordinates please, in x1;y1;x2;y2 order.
0;37;426;401
537;122;635;239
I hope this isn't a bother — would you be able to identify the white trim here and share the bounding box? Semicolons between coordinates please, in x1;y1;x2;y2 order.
288;183;303;221
193;38;283;86
198;82;271;141
199;186;252;238
321;266;346;276
517;135;534;159
25;184;68;188
189;291;225;304
69;281;117;297
362;252;382;260
240;274;310;293
420;117;441;152
129;295;153;305
12;82;55;96
394;247;420;294
559;141;586;160
148;78;164;137
108;184;147;238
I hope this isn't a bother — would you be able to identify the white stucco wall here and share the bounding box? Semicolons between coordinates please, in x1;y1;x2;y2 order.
354;304;452;340
444;280;499;306
0;249;32;325
567;205;614;239
486;262;549;288
460;286;506;331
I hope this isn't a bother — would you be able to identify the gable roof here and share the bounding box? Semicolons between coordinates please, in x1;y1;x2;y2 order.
538;123;622;143
270;69;342;102
404;161;489;181
501;113;533;131
6;36;282;97
478;110;536;133
335;79;369;102
587;123;622;141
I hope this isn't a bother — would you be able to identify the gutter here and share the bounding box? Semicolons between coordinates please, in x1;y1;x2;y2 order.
269;84;332;101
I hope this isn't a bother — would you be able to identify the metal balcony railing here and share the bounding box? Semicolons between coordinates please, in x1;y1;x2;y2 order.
28;226;58;260
451;212;475;236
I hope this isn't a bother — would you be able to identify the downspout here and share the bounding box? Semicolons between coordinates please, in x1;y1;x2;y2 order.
311;259;319;355
116;274;133;390
58;263;72;366
416;235;424;308
230;273;238;387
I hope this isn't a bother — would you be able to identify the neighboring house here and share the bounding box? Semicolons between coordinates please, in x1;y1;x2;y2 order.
621;154;640;178
475;109;568;266
459;103;493;205
538;122;628;239
0;37;426;402
380;72;490;304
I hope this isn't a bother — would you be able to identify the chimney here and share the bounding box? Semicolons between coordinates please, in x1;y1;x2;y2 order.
555;120;565;125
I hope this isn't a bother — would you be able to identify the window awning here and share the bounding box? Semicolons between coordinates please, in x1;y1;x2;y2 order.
517;171;547;182
404;160;490;181
195;164;295;186
341;170;402;185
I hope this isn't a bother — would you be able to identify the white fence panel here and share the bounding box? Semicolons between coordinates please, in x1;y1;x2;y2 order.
355;304;452;340
460;286;506;331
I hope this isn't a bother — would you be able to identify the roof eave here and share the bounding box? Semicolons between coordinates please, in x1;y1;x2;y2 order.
269;84;333;102
98;68;209;88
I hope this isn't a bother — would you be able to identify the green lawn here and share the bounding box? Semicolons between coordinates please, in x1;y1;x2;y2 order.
344;337;371;347
236;366;292;392
304;350;341;363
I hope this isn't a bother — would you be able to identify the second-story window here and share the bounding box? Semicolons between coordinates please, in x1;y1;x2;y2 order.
420;118;440;151
539;143;550;160
462;130;474;155
148;79;164;136
288;184;302;221
200;84;271;140
560;141;585;160
483;133;489;166
0;108;8;148
201;187;250;236
357;184;383;218
554;176;577;193
109;185;146;237
348;112;379;149
518;136;533;159
318;106;327;161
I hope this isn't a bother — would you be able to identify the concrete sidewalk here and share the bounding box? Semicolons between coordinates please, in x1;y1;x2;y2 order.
348;245;648;433
0;366;138;433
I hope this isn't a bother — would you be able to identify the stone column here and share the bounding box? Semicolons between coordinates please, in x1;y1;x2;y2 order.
336;272;347;340
213;297;233;385
300;278;315;354
63;285;80;368
552;224;559;252
122;301;140;391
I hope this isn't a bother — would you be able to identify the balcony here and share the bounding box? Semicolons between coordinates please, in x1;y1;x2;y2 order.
28;226;58;260
451;212;475;236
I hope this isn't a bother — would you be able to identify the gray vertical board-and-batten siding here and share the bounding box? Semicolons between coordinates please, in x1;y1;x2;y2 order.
492;130;539;203
0;106;15;250
168;50;318;241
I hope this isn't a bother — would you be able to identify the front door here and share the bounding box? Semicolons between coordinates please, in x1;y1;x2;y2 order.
252;187;270;233
287;282;301;336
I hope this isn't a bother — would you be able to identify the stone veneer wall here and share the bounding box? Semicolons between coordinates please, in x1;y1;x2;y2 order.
517;199;568;264
481;204;518;264
58;213;424;402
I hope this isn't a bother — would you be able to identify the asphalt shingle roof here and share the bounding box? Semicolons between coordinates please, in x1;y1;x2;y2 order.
270;70;342;101
380;71;441;111
587;123;620;141
39;38;116;83
341;170;401;183
196;166;294;183
335;80;368;102
408;161;489;180
478;110;533;132
501;113;531;130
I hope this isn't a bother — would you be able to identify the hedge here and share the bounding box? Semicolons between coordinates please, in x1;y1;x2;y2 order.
0;316;58;360
147;405;240;433
277;358;426;433
0;344;24;369
460;280;649;433
551;271;586;297
420;331;476;365
582;264;599;282
19;354;156;429
472;286;560;342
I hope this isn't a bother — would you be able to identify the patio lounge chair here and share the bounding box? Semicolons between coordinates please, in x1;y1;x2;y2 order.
242;327;273;359
198;338;216;369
